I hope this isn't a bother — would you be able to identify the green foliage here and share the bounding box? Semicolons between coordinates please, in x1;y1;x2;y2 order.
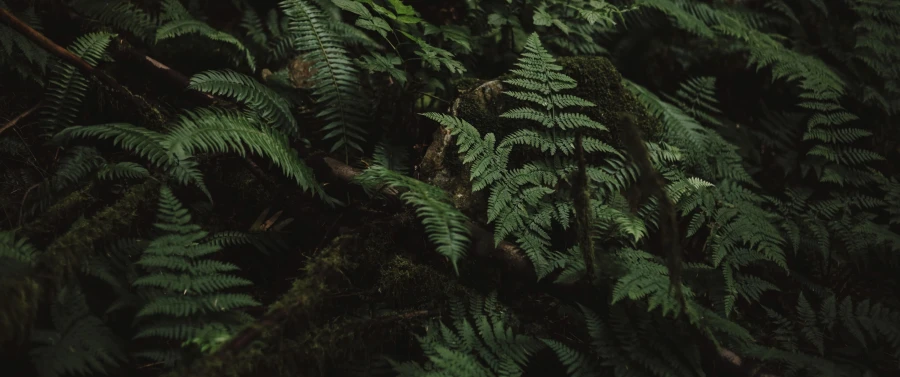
188;69;299;136
0;2;49;84
357;165;471;273
70;0;157;42
132;186;259;364
3;0;900;376
392;292;543;377
29;284;125;377
52;107;329;203
425;33;620;278
40;32;116;134
155;0;256;71
281;0;369;156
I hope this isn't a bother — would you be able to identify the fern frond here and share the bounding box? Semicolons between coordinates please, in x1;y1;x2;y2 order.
40;32;117;134
188;70;298;135
30;284;125;377
281;0;369;156
132;186;259;364
356;165;471;273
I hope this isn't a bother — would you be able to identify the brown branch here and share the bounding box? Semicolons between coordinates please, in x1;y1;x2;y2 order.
110;37;217;103
0;101;41;136
0;9;160;117
1;9;122;92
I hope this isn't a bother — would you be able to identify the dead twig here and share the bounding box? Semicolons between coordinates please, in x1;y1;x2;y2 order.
0;9;156;114
0;101;41;136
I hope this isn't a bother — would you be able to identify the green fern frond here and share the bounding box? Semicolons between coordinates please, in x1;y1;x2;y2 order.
53;108;330;203
132;186;259;364
30;284;125;377
281;0;369;156
70;0;157;42
155;0;255;71
40;32;117;134
189;70;298;135
394;292;543;377
356;165;471;274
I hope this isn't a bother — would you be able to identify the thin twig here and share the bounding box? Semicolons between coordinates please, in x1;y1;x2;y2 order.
0;101;41;136
0;9;153;112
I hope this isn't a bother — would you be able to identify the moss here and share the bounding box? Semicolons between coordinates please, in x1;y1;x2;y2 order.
0;179;157;347
266;234;358;316
558;56;662;143
39;179;158;283
20;182;96;237
377;254;470;307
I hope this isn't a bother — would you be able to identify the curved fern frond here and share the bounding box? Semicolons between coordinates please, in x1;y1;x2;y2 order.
356;165;471;274
155;0;255;71
164;108;326;200
189;69;298;135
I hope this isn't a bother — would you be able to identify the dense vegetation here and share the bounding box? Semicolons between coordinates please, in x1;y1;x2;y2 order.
1;0;898;376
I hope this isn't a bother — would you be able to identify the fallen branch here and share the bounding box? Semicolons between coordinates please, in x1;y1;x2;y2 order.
0;9;159;119
0;101;41;136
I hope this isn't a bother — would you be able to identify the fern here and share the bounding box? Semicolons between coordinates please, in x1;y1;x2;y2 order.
52;107;330;204
70;0;158;42
29;284;125;377
188;69;299;136
393;292;543;377
155;0;256;71
281;0;369;157
39;32;117;134
426;33;618;279
356;165;471;274
132;186;259;365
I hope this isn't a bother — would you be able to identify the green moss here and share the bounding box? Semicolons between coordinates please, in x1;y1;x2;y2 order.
558;56;662;143
20;182;97;237
377;254;470;307
39;179;158;283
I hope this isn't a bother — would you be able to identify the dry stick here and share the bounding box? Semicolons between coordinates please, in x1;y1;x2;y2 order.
0;101;41;136
0;9;160;119
1;9;123;94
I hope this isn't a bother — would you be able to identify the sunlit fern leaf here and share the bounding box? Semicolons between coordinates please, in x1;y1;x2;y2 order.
189;69;298;135
356;165;471;274
30;284;125;377
281;0;369;157
40;32;117;134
